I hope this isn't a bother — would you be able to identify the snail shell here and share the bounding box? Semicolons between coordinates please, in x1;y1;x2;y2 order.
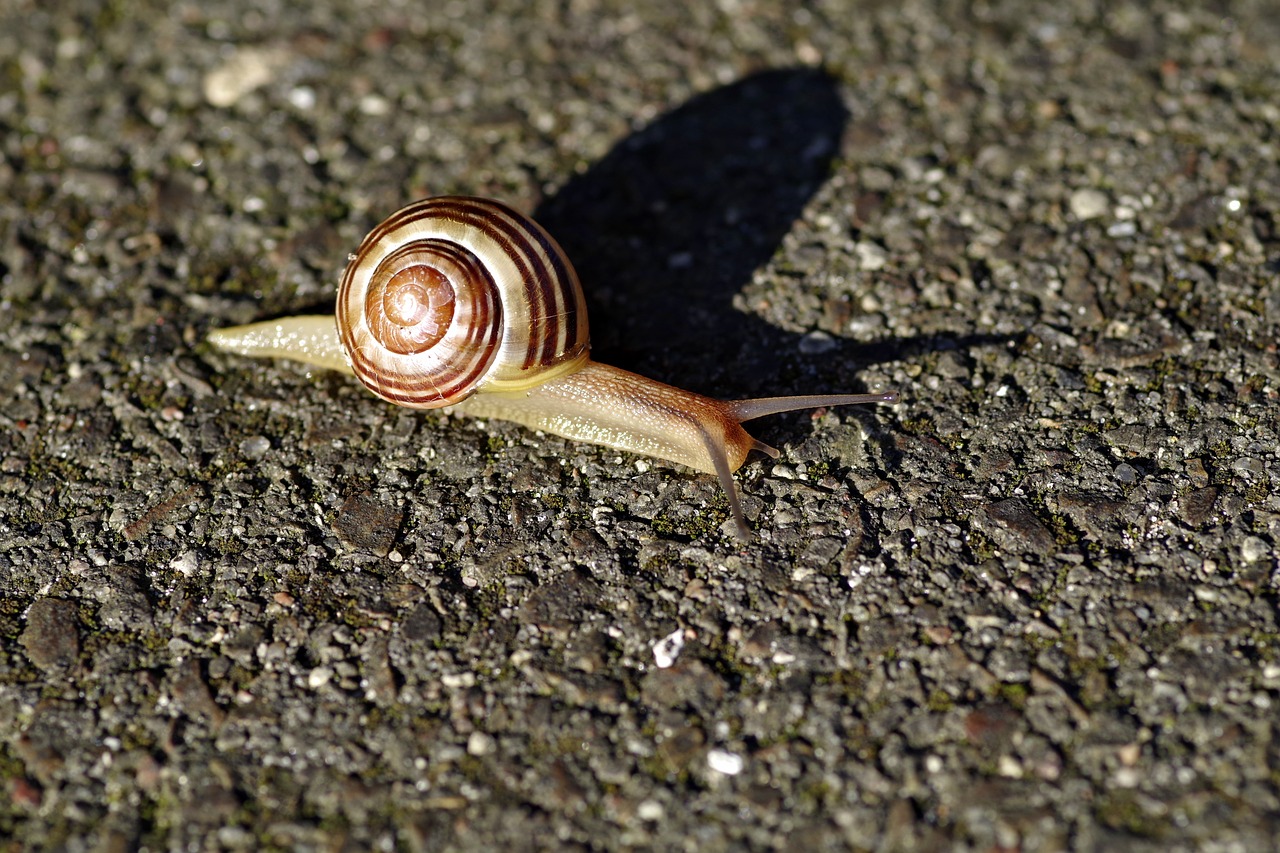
339;196;590;407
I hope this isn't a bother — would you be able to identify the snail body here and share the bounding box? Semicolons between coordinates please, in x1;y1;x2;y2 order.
209;196;898;539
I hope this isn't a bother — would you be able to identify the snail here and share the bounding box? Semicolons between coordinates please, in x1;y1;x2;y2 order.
208;196;898;539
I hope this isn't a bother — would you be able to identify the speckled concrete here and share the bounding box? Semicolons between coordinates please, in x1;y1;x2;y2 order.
2;1;1279;850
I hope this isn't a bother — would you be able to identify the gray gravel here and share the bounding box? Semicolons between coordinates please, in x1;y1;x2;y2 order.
3;0;1279;850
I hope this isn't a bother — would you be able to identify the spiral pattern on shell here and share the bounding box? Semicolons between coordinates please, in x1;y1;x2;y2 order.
337;196;591;408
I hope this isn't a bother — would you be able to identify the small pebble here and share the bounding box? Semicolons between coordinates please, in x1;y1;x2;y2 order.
1113;463;1139;485
1240;536;1270;564
652;629;684;669
467;732;496;756
240;435;271;459
854;240;887;271
707;749;744;776
1069;188;1109;220
798;330;837;355
202;47;290;107
637;800;665;821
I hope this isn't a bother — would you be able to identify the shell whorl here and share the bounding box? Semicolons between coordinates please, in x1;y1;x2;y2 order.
337;196;591;408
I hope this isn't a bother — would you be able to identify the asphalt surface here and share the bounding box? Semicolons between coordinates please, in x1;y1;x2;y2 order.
2;0;1279;850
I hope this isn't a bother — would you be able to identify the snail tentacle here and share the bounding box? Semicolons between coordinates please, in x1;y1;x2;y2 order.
723;391;901;422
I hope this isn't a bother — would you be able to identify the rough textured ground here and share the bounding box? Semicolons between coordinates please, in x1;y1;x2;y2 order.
2;0;1279;850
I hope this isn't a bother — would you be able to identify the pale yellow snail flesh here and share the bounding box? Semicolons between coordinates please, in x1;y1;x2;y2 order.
208;196;898;539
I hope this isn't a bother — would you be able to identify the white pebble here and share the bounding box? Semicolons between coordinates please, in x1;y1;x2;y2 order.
637;800;665;821
307;666;333;689
1069;188;1109;220
855;240;887;271
202;47;291;107
467;732;496;756
652;628;684;669
707;749;744;775
169;551;199;576
1240;536;1270;564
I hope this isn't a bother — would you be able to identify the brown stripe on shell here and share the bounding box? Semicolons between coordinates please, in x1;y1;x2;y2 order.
345;275;497;406
446;198;579;369
339;230;503;408
426;198;567;370
404;197;587;372
336;196;589;407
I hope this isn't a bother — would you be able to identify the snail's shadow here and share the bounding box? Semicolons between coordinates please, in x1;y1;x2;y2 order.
533;67;991;399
